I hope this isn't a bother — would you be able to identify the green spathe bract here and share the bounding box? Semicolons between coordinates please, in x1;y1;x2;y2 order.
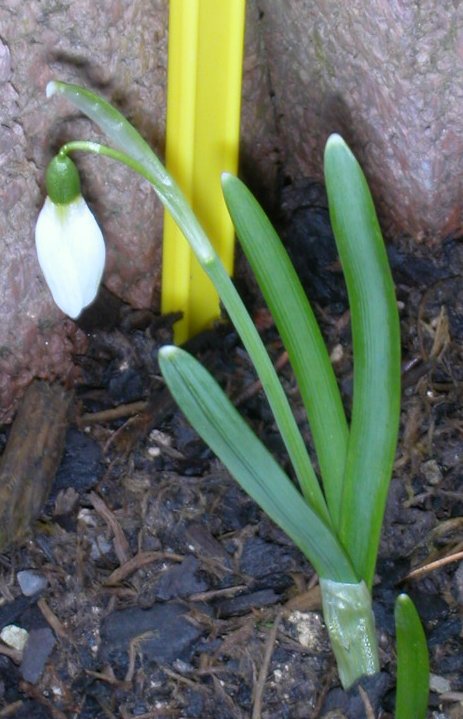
46;154;81;205
42;82;425;698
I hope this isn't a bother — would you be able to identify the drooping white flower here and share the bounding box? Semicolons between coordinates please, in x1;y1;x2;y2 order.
35;154;105;319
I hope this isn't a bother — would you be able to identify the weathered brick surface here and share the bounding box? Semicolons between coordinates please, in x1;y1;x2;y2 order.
257;0;463;241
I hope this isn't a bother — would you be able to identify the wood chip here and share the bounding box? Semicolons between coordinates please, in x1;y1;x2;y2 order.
0;381;73;551
104;550;184;586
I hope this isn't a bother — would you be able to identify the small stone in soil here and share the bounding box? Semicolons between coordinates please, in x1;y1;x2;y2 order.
428;617;462;646
321;672;392;719
100;601;206;665
184;522;232;569
17;570;48;597
152;556;208;601
108;365;145;404
453;563;463;604
20;627;56;683
0;624;28;650
215;588;281;618
0;595;36;629
51;427;103;496
239;536;306;579
286;610;328;653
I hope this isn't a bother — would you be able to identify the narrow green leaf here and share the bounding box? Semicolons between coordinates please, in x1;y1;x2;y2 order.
222;174;349;526
48;81;330;526
159;345;357;583
395;594;429;719
324;135;401;587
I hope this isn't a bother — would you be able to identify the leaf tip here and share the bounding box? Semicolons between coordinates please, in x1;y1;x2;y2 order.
325;133;350;159
221;171;236;193
323;133;357;184
46;81;58;99
326;132;345;148
159;345;177;362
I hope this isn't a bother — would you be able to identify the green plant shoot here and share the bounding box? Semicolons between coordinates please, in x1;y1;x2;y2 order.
42;82;402;690
395;594;430;719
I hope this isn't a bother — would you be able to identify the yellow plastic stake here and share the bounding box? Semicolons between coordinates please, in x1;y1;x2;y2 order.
162;0;246;344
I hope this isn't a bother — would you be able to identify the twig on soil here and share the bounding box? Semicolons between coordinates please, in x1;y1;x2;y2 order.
211;616;256;662
0;643;21;664
188;584;248;602
234;351;289;406
19;681;68;719
284;584;321;611
358;684;377;719
120;710;178;719
103;388;175;455
78;400;148;426
212;674;247;719
89;491;131;564
439;692;463;702
251;612;282;719
37;597;68;640
418;287;451;362
85;664;119;685
103;550;184;585
403;549;463;582
161;664;200;689
0;701;24;717
125;631;157;683
309;666;339;719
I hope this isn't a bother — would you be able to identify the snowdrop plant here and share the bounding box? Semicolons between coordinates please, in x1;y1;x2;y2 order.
39;82;429;705
35;153;105;318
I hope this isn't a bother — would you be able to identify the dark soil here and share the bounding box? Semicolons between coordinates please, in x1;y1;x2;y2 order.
1;181;463;719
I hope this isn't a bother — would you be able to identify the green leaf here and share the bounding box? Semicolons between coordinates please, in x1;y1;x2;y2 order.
395;594;429;719
324;135;401;587
222;174;348;526
159;345;357;583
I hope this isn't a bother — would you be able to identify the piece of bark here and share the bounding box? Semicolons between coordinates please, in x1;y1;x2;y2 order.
0;381;73;551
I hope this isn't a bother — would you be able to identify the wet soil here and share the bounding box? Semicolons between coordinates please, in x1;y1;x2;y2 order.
1;181;463;718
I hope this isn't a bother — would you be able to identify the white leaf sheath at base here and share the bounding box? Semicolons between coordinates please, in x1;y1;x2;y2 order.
320;577;379;689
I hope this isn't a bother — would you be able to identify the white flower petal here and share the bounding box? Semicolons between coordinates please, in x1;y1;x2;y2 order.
65;197;105;308
35;195;105;319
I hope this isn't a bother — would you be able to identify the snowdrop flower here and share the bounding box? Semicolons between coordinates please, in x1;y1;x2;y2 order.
35;153;105;319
